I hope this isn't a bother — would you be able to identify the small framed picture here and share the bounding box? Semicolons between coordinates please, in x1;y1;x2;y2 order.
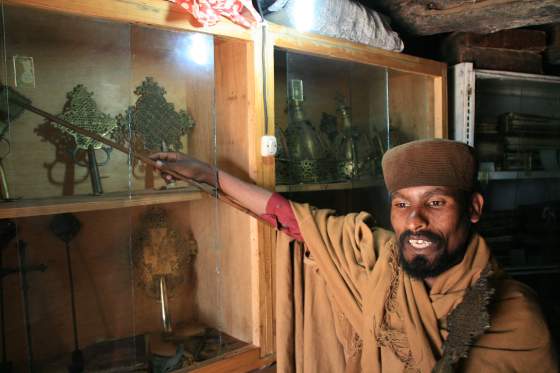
13;55;36;88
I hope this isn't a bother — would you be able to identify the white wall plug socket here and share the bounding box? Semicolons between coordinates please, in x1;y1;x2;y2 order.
260;135;277;157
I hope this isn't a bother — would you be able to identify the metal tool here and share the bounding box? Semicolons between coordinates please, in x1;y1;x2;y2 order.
0;88;29;201
58;85;116;196
0;85;269;224
131;207;197;334
0;224;46;373
332;94;376;179
0;220;16;373
284;79;336;183
49;213;83;373
17;240;35;373
158;275;173;334
116;77;195;154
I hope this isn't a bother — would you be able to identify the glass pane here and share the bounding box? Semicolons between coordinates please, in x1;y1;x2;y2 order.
128;27;213;194
387;70;436;143
274;49;393;226
275;49;389;186
475;74;560;172
0;5;138;371
1;5;133;199
471;73;560;352
0;3;243;371
473;73;560;268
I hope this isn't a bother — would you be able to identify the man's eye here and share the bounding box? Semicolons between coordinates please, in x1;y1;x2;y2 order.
428;200;444;207
394;202;408;208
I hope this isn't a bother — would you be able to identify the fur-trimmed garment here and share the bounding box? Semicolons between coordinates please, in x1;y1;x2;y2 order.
276;202;557;372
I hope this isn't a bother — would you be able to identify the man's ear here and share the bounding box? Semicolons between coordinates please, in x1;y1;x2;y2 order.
469;192;484;223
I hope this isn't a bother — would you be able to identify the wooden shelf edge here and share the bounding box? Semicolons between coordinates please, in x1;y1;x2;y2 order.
0;188;204;219
269;22;446;77
505;264;560;276
475;69;560;83
276;177;384;193
5;0;255;41
184;345;274;373
479;170;560;181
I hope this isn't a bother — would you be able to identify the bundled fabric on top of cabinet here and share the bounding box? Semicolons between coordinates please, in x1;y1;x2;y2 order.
167;0;262;28
258;0;404;52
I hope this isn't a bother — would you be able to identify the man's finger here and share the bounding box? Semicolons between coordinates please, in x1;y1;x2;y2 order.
161;171;175;183
149;152;165;160
149;152;178;162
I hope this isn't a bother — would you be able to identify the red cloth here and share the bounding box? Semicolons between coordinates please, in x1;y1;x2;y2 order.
167;0;261;28
261;193;303;241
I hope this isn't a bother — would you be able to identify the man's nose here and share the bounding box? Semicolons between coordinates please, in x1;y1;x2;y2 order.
406;208;428;232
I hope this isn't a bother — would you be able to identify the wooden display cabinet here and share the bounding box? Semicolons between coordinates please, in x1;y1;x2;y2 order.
0;1;447;371
450;61;560;353
0;1;273;372
268;25;447;225
451;62;560;272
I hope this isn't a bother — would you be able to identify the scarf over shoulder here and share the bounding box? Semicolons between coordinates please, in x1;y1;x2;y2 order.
276;202;557;373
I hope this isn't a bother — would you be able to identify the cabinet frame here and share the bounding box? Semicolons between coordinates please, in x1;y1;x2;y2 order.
3;1;448;371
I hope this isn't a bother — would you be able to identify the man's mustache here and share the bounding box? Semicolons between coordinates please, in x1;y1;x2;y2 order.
399;229;444;248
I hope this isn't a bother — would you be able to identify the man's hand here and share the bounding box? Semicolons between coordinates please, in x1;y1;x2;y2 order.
150;152;216;186
150;152;272;216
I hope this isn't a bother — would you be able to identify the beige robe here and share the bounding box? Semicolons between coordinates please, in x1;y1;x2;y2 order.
276;202;557;373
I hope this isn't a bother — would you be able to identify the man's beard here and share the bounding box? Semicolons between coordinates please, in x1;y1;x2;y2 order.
398;230;469;280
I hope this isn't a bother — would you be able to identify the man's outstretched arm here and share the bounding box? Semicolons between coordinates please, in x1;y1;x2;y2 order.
150;152;302;240
150;152;272;215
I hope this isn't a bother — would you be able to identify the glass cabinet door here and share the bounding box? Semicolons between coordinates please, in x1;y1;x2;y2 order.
472;71;560;270
275;50;389;186
274;48;441;227
0;3;249;371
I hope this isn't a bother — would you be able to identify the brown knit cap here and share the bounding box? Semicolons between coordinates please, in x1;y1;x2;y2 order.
381;139;477;193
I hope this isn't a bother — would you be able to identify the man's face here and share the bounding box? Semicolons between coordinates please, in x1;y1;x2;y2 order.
390;186;483;280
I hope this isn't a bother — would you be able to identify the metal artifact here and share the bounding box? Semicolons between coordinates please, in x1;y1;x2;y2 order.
332;95;376;179
0;220;15;373
0;84;270;225
0;88;30;201
476;112;560;171
132;207;197;334
283;79;335;183
58;85;117;195
0;225;47;373
274;126;291;184
319;112;338;143
114;77;195;157
17;240;47;373
49;213;83;373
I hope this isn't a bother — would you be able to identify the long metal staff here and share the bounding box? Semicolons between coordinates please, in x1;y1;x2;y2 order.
17;240;34;373
1;86;267;224
49;213;83;373
0;220;16;373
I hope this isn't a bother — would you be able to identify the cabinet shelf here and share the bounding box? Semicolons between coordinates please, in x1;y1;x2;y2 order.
276;177;384;193
0;187;204;219
504;264;560;276
478;170;560;181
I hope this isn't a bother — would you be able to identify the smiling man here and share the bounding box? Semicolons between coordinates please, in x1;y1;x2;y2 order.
151;139;557;372
392;185;480;284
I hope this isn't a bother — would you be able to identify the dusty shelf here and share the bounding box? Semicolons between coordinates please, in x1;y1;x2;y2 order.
275;177;385;193
0;187;204;219
478;170;560;181
504;264;560;276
